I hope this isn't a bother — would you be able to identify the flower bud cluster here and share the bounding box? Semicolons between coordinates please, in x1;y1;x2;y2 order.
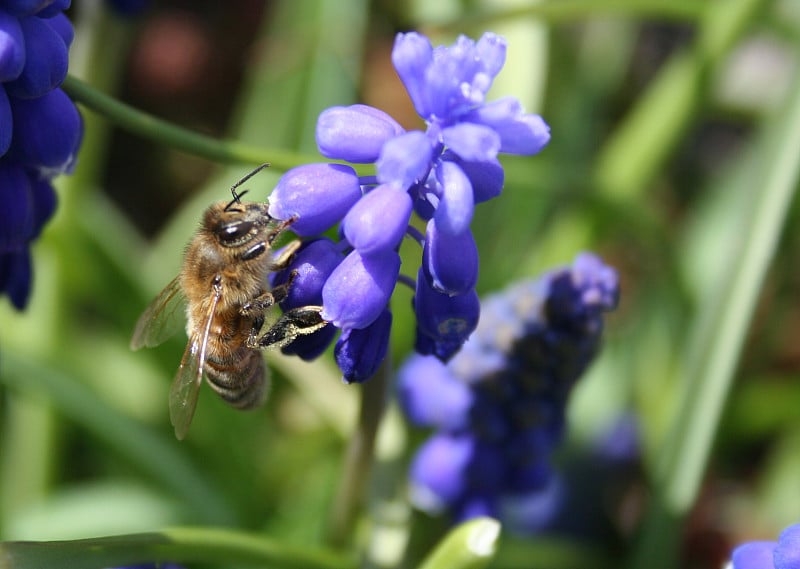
397;253;619;530
1;0;81;309
269;32;550;381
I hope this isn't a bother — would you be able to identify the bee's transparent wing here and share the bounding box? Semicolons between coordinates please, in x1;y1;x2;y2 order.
130;277;187;350
168;285;221;440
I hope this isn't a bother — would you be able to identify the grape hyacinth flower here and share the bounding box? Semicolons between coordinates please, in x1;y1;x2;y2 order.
397;253;619;531
1;0;82;309
729;524;800;569
268;31;550;380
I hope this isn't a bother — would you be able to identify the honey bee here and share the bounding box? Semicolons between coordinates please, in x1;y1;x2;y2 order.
131;165;327;440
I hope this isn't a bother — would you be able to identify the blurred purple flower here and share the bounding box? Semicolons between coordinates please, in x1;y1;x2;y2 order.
398;253;619;531
1;1;81;309
269;31;550;381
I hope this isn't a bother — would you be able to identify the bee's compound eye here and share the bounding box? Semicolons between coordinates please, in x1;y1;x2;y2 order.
218;220;255;246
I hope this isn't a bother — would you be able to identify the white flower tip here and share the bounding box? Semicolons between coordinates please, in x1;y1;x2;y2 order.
467;518;501;557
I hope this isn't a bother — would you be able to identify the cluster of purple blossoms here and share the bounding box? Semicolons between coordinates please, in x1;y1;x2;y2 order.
267;31;550;382
1;0;81;309
397;253;619;531
730;525;800;569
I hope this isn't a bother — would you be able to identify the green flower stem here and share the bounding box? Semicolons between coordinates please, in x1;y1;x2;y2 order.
415;518;500;569
436;0;704;30
61;3;135;207
593;0;769;201
325;356;392;549
628;64;800;569
0;526;354;569
61;75;315;171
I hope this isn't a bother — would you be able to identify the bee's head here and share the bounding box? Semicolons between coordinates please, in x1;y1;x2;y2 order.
204;200;271;248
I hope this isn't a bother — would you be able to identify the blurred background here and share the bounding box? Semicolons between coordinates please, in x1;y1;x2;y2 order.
2;0;800;568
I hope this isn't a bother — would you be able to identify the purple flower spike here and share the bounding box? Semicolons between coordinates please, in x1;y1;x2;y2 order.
343;184;412;254
5;16;69;98
322;249;400;330
400;254;620;530
268;163;362;236
335;309;392;383
1;3;78;311
317;104;405;163
423;220;478;295
257;30;552;381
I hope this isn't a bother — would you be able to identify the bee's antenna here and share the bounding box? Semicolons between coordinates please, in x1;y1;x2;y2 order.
231;163;270;199
225;163;270;211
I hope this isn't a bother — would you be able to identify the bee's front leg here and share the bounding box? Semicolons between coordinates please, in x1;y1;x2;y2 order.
240;270;299;318
252;306;327;349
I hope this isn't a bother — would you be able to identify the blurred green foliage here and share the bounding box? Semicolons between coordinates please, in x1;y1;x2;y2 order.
2;0;800;568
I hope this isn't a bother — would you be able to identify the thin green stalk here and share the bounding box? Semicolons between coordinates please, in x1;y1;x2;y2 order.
325;356;392;549
628;64;800;569
0;526;354;569
62;1;135;206
61;75;315;170
435;0;704;30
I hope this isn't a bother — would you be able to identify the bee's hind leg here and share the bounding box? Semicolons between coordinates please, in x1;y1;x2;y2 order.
247;306;327;350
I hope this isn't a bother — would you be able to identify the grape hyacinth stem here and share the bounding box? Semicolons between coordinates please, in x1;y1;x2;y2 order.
325;353;392;548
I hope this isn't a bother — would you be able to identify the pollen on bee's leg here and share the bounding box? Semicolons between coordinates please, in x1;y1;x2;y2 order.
256;306;327;349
